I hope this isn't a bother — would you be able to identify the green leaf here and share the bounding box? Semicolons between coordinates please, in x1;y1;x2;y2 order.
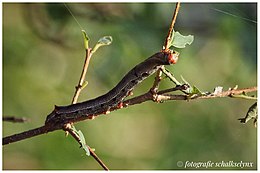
92;36;113;54
238;102;257;127
169;30;194;49
78;130;90;156
70;125;90;156
81;81;88;90
82;30;90;50
191;85;203;95
180;76;206;98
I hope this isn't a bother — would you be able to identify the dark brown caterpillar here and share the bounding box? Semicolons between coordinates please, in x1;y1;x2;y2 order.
45;51;179;125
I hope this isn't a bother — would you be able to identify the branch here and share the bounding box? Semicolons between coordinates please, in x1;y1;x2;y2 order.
3;85;256;145
66;46;109;170
3;125;56;145
194;86;257;99
63;125;109;171
3;116;28;123
118;86;257;108
71;48;92;104
163;2;181;50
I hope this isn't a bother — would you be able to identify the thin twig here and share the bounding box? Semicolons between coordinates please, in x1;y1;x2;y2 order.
122;86;257;106
196;86;257;99
157;84;189;95
150;2;181;101
229;94;257;100
87;146;109;170
71;48;92;104
3;116;28;123
64;125;109;170
68;47;109;170
160;66;181;86
163;2;181;50
156;87;258;102
150;70;163;93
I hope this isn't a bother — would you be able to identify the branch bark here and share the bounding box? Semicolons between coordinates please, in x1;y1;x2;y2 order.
123;86;257;107
3;116;28;123
71;48;92;104
164;2;181;50
2;86;257;145
3;125;55;145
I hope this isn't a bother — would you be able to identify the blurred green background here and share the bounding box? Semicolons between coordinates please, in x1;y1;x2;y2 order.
3;3;257;170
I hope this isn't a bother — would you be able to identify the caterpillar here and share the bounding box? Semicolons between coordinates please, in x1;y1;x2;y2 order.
45;50;179;126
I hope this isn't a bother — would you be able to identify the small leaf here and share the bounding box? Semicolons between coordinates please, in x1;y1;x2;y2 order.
170;30;194;49
92;36;113;53
238;102;257;126
98;36;113;45
78;130;86;145
191;85;203;95
81;81;88;90
180;76;206;97
82;30;90;50
78;130;90;156
70;125;90;156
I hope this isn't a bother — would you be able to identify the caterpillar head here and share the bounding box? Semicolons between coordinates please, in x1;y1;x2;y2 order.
165;50;179;64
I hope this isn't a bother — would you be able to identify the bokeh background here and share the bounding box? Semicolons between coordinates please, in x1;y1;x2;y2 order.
3;3;257;170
